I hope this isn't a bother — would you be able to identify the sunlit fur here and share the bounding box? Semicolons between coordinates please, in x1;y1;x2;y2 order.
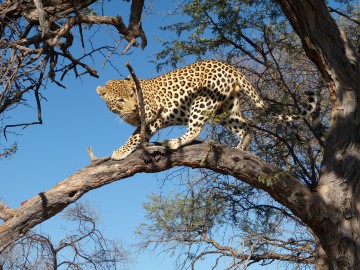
96;79;140;126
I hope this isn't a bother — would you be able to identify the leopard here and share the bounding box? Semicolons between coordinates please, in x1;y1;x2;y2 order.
96;60;317;160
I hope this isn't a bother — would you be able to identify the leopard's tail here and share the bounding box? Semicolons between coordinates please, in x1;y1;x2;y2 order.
236;77;317;121
264;91;317;122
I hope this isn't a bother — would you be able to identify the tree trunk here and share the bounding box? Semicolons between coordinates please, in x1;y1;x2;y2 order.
276;0;360;269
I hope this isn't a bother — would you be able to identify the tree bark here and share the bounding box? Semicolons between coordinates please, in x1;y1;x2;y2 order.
276;1;360;269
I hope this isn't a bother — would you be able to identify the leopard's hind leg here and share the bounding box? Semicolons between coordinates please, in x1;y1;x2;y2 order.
220;114;252;150
219;93;252;150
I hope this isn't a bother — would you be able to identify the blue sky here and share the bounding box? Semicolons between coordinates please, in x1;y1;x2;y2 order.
0;1;191;269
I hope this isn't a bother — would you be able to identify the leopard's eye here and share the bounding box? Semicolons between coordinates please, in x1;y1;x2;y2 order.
118;98;125;102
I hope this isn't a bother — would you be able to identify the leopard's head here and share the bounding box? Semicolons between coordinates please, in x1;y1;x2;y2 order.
97;79;139;125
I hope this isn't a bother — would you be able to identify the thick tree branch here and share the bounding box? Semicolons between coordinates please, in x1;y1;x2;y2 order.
0;143;318;253
275;0;359;88
128;0;147;50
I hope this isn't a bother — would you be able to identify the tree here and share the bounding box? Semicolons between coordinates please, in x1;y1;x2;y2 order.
0;202;129;269
0;0;359;269
136;175;316;269
0;0;146;157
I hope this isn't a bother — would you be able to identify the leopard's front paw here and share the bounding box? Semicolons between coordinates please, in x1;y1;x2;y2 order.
111;149;130;160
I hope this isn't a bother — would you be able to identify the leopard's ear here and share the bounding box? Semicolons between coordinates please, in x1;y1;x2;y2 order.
96;86;105;95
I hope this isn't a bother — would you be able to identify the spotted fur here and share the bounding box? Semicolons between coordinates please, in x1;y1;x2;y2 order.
96;60;317;160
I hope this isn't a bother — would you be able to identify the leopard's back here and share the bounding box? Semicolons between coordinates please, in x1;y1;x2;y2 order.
140;60;251;124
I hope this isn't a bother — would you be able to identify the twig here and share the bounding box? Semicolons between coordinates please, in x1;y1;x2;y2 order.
87;147;111;164
328;7;360;26
87;147;98;162
102;38;123;69
3;57;47;139
124;62;147;147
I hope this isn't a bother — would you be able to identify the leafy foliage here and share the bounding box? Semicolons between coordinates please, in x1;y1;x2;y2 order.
137;172;316;269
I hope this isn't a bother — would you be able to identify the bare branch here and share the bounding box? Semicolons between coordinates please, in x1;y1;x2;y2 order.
1;202;129;268
124;62;164;146
328;6;360;26
128;0;147;49
87;147;98;162
1;0;147;142
125;62;147;147
33;0;49;36
3;57;47;138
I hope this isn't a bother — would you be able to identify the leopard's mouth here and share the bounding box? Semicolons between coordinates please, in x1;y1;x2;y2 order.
120;113;131;121
119;112;140;126
118;105;139;120
120;111;138;119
